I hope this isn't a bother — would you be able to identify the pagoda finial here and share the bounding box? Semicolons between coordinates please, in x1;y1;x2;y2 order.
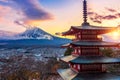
82;0;89;26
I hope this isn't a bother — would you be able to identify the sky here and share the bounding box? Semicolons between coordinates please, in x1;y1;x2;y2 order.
0;0;120;38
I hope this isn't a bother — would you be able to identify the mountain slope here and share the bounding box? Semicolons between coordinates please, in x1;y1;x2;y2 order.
0;27;71;47
15;27;53;40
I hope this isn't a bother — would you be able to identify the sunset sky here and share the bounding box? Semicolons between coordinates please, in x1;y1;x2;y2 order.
0;0;120;37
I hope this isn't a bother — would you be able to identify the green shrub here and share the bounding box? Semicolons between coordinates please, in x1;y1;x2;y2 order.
64;48;73;56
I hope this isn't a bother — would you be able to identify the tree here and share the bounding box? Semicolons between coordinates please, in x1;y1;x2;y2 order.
64;48;73;56
100;48;113;57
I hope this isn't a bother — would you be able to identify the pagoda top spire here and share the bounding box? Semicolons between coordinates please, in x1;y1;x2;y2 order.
82;0;90;26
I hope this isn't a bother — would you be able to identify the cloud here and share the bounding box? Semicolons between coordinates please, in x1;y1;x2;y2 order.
105;8;117;13
103;15;117;20
14;21;26;27
11;0;53;21
0;0;8;2
88;12;96;16
115;13;120;17
90;17;102;24
0;5;26;32
0;0;53;25
14;20;33;29
88;8;120;24
0;5;18;21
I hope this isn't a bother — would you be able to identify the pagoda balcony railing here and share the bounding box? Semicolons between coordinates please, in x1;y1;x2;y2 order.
98;37;102;41
81;54;102;56
72;54;80;57
80;70;104;73
70;65;106;73
72;38;80;42
72;38;102;42
72;52;80;56
71;67;79;73
102;65;107;72
72;52;103;56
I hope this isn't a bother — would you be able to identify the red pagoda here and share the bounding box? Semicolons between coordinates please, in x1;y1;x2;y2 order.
58;0;120;80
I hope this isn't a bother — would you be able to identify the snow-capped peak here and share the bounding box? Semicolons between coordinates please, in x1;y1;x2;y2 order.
15;27;53;40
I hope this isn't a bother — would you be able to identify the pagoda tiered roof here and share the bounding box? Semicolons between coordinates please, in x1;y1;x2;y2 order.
62;25;118;36
62;41;119;47
61;55;120;64
58;68;120;80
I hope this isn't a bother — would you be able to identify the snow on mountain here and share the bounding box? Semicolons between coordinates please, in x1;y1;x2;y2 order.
0;27;71;47
0;27;54;40
15;27;53;40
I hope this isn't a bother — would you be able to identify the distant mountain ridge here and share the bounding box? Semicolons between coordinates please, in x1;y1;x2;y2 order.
0;27;71;47
0;30;17;40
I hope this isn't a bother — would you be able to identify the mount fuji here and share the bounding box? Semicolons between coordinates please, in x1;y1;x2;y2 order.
15;27;53;40
0;27;71;47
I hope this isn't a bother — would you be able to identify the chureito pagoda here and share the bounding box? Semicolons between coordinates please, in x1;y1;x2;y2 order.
58;0;120;80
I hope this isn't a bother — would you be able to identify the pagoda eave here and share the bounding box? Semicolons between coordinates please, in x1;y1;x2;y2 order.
60;55;77;63
62;26;118;36
62;41;119;48
58;69;77;80
70;56;120;64
61;43;71;48
58;68;120;80
71;41;119;47
61;55;120;64
71;44;119;47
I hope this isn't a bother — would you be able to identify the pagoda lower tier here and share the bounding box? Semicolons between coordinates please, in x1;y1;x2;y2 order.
60;55;120;72
58;68;120;80
59;40;120;73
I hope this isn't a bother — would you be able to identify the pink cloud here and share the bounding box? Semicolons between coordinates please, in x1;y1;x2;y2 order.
88;8;120;24
0;0;54;29
0;5;26;32
105;8;117;13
